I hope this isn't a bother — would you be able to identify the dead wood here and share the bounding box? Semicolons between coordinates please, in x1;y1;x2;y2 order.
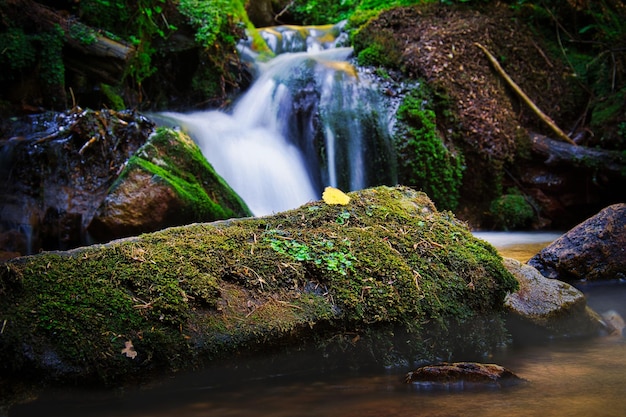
7;0;135;83
475;42;577;146
530;132;626;175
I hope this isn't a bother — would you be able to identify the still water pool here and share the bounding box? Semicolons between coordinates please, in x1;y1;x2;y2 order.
8;233;626;417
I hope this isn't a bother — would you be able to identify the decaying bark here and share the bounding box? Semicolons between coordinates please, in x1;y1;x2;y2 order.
6;0;135;84
530;132;626;175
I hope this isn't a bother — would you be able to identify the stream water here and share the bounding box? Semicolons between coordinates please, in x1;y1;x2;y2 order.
7;232;626;417
159;22;396;216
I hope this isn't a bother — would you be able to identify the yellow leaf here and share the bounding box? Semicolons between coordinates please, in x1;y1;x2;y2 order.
322;186;350;205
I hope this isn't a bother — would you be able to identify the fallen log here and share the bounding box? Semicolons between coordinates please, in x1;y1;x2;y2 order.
5;0;134;83
530;132;626;175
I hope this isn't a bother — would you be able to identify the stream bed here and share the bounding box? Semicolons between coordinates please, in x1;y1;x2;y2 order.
7;232;626;417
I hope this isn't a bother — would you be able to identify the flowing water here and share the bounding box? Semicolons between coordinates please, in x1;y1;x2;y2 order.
8;232;626;417
159;22;395;216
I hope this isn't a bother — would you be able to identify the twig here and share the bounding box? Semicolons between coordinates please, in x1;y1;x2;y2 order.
475;42;577;146
274;0;295;24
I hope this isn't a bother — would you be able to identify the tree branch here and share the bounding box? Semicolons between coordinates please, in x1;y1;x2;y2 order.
475;42;577;146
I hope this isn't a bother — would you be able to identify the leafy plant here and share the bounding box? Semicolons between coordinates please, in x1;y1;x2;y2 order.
489;190;535;230
265;232;356;276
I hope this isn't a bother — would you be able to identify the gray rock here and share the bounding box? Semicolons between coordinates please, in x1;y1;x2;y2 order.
504;258;603;337
528;204;626;282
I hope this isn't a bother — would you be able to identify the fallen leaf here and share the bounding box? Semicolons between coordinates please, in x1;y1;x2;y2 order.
322;186;350;205
121;340;137;359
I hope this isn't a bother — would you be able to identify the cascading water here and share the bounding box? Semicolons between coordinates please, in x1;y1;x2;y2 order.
161;22;396;216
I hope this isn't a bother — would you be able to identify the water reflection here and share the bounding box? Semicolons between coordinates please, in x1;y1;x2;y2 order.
472;231;563;262
10;336;625;417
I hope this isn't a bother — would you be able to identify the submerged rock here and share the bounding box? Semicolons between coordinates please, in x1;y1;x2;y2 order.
0;186;518;391
503;258;603;338
602;310;625;337
405;362;523;389
528;203;626;282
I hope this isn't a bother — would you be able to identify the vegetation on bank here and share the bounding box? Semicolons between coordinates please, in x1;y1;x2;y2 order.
0;0;265;111
394;87;465;211
0;186;517;387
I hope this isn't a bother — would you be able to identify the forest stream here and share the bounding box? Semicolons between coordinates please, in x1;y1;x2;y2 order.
2;11;625;416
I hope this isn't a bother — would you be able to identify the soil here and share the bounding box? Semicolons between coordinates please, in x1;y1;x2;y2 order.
358;3;604;228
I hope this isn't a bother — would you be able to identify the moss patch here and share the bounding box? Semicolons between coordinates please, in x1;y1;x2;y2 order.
0;186;517;389
114;127;251;222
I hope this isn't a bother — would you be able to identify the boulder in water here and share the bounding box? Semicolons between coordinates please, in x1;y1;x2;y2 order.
503;258;604;338
528;203;626;282
0;186;518;390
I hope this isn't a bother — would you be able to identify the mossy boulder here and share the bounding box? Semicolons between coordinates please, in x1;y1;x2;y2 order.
0;186;518;392
88;127;252;241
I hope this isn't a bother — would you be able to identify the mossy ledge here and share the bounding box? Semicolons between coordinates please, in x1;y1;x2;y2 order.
0;186;517;391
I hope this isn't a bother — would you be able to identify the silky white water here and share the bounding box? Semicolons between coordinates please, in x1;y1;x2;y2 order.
160;23;395;216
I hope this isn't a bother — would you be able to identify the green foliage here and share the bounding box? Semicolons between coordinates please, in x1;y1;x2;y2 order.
291;0;360;25
489;190;535;230
510;0;626;147
0;24;65;93
37;25;66;88
265;231;357;276
0;28;37;79
394;89;465;211
178;0;243;48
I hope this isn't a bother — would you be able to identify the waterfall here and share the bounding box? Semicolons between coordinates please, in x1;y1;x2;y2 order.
161;22;395;216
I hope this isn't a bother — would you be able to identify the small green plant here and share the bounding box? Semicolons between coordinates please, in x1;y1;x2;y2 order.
265;232;356;276
489;190;535;230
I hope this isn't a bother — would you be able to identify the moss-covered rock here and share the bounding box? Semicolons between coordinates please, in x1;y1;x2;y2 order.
88;127;251;241
0;186;517;392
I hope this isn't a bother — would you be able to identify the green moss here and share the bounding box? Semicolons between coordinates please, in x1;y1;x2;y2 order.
489;190;535;230
119;127;251;221
0;28;37;81
100;83;126;110
394;88;465;211
0;186;517;385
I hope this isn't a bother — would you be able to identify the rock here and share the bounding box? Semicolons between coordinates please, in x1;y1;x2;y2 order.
528;204;626;282
405;362;523;389
0;109;153;255
602;310;625;337
88;128;251;242
0;186;519;389
0;110;252;257
503;258;603;338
